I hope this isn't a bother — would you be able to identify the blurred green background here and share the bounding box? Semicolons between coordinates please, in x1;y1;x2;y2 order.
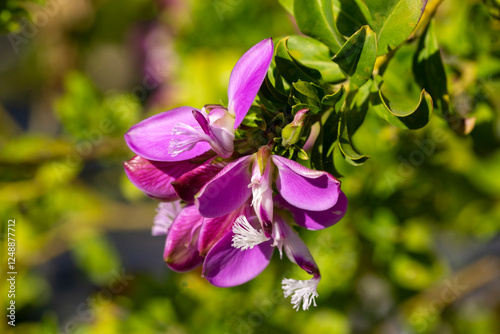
1;0;499;333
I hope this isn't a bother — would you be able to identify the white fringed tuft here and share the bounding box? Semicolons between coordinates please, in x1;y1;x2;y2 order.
231;215;270;250
282;277;320;311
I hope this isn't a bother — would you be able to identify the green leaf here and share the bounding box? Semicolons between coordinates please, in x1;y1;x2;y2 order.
293;81;322;101
293;0;345;53
259;74;288;105
377;88;433;130
287;35;346;83
291;81;324;115
332;0;372;37
275;37;322;85
332;25;377;90
364;0;427;56
311;86;346;174
338;103;370;166
322;85;346;108
278;0;294;15
412;19;475;135
412;19;448;111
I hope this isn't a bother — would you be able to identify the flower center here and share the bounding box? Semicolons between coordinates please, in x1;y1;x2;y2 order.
169;123;211;157
231;215;270;250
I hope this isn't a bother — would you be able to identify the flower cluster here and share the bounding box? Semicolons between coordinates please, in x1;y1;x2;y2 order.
124;39;347;311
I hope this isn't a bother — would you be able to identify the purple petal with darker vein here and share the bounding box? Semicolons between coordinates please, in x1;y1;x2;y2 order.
228;38;274;129
171;158;226;203
275;191;348;230
195;155;253;218
272;155;341;211
202;220;274;287
124;155;199;201
124;106;211;161
274;216;319;277
164;205;204;272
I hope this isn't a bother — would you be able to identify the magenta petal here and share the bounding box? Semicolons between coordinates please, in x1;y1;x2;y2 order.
275;191;348;230
164;205;204;272
125;106;211;161
228;38;274;129
202;222;274;287
195;155;253;218
171;158;226;202
198;205;249;256
124;155;199;201
275;216;319;277
272;155;341;211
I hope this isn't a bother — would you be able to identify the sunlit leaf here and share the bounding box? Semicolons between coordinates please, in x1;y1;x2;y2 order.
275;37;322;85
332;25;377;89
364;0;427;56
293;0;345;53
287;35;346;83
332;0;372;37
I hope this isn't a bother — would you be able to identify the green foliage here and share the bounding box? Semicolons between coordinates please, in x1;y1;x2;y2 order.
0;0;44;32
293;0;345;53
332;25;377;90
1;0;500;333
55;72;141;141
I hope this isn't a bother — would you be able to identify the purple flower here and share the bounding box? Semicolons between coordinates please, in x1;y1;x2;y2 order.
123;38;273;202
195;146;346;232
193;146;348;310
124;38;274;161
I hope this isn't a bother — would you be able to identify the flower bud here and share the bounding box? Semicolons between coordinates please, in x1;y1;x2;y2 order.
281;109;309;147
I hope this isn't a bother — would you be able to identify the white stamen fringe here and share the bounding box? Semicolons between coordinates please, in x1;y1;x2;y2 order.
282;277;320;311
169;124;209;157
231;215;270;250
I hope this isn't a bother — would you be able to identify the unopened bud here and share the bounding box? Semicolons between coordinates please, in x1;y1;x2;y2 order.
281;109;309;147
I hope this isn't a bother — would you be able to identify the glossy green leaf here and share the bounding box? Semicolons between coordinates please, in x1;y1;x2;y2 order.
293;0;345;53
292;81;322;102
345;79;371;134
310;86;346;176
377;88;433;129
275;37;322;85
323;86;346;155
338;108;370;166
364;0;427;56
259;74;288;105
287;35;346;83
332;0;372;37
291;81;323;115
332;25;377;89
